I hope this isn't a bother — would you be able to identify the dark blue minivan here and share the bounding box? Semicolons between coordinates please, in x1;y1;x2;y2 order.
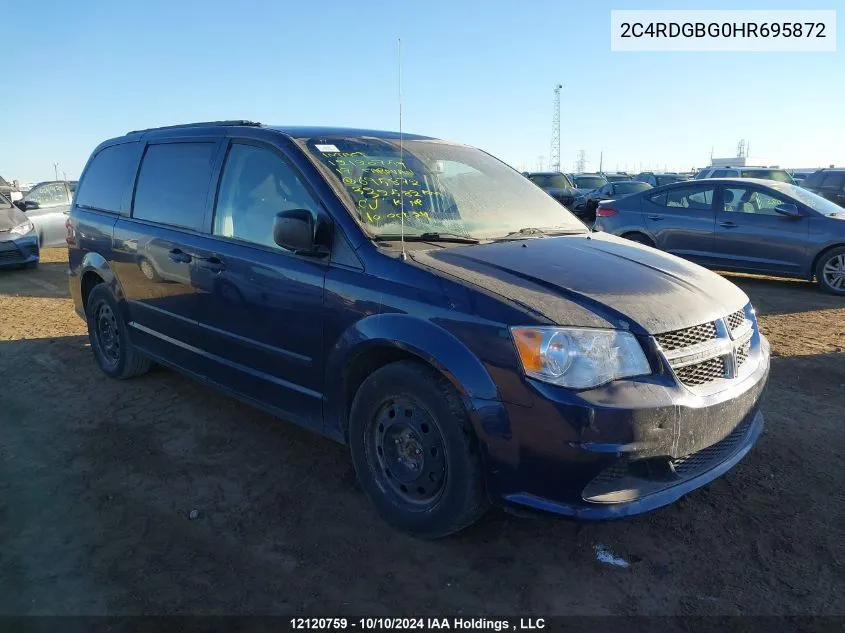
68;121;770;537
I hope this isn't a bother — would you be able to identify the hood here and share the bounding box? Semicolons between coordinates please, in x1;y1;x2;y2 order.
0;206;28;232
409;232;748;335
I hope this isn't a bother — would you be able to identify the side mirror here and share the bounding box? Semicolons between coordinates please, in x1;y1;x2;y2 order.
272;209;328;255
22;200;40;211
774;203;802;219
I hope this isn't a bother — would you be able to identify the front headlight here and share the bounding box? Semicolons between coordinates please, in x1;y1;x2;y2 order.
511;326;650;389
10;220;34;236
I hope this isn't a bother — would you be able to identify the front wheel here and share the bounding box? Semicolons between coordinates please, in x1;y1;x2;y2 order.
85;284;152;379
816;247;845;295
348;360;488;538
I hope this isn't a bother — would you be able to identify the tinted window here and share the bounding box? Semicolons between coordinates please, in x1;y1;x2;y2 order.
213;143;320;249
741;169;793;183
614;182;651;195
76;143;142;213
722;186;789;216
655;175;683;186
573;175;607;189
133;142;217;230
650;186;714;210
802;171;825;188
820;173;845;191
25;182;69;206
528;174;572;189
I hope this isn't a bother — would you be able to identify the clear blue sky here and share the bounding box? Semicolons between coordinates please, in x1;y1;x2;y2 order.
3;0;842;182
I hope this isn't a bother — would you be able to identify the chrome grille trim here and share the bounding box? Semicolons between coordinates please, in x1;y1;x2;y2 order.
655;305;756;389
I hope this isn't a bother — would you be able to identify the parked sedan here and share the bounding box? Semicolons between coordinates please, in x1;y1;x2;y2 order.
593;178;845;294
15;180;76;247
0;193;39;269
581;180;652;222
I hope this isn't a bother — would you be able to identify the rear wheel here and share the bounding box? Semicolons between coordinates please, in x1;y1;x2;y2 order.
85;284;152;379
348;360;488;538
622;232;655;247
816;247;845;295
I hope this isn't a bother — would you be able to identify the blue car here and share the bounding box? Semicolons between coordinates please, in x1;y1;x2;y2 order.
0;192;39;269
68;121;770;538
594;178;845;295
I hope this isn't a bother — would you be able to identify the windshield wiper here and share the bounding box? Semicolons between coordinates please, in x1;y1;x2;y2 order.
374;232;481;244
495;226;588;240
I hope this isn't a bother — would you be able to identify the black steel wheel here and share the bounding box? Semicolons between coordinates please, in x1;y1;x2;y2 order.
85;284;152;379
368;397;447;506
349;360;488;538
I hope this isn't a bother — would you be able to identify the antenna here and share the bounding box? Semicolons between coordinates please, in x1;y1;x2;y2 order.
397;38;407;261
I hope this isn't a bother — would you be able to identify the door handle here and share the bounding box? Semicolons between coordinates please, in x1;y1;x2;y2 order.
719;221;738;228
647;215;664;221
196;256;226;272
168;248;192;263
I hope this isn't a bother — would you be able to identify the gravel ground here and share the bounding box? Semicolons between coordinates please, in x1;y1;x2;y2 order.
1;248;843;616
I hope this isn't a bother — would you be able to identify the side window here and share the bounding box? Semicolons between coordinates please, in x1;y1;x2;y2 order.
802;171;825;189
26;182;69;206
650;186;714;210
820;173;845;191
724;170;739;177
212;143;320;249
76;143;143;214
722;187;789;216
133;142;218;230
711;170;728;178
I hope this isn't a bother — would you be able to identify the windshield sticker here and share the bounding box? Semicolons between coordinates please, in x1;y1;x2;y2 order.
315;144;341;153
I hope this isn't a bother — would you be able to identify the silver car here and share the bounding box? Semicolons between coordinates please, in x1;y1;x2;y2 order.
15;180;77;248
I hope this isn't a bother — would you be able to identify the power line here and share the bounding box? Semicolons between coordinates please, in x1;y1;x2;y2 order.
550;84;562;173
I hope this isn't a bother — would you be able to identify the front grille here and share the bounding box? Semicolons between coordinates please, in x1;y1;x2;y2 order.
675;356;726;386
726;309;746;332
0;248;21;261
672;419;750;474
736;339;751;368
655;321;717;351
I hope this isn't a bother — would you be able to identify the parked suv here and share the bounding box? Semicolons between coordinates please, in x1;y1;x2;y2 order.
68;121;770;538
694;166;795;184
801;169;845;208
523;171;577;208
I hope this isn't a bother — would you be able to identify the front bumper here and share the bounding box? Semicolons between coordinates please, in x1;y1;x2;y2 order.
0;235;39;267
483;334;770;520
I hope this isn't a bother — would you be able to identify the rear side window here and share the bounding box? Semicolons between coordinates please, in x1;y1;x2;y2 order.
649;186;715;210
802;171;825;188
133;142;218;230
820;173;845;191
76;142;142;214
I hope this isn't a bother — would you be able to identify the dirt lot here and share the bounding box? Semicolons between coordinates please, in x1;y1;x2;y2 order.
1;248;843;616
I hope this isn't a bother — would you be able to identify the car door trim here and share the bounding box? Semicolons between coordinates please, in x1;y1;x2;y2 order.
129;321;322;398
197;321;312;365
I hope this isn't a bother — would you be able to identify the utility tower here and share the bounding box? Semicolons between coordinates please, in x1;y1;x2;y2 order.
575;149;587;173
737;139;747;158
550;84;562;173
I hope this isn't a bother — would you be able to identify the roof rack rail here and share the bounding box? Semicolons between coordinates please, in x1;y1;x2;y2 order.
126;120;262;135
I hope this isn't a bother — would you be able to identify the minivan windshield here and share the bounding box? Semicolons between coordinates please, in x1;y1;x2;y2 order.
299;137;587;239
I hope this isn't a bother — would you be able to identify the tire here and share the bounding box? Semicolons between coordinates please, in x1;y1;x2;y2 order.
85;284;152;379
138;257;161;282
816;246;845;295
348;360;488;538
623;232;655;247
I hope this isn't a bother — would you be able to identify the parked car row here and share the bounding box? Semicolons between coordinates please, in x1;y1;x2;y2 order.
592;177;845;295
0;180;77;268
